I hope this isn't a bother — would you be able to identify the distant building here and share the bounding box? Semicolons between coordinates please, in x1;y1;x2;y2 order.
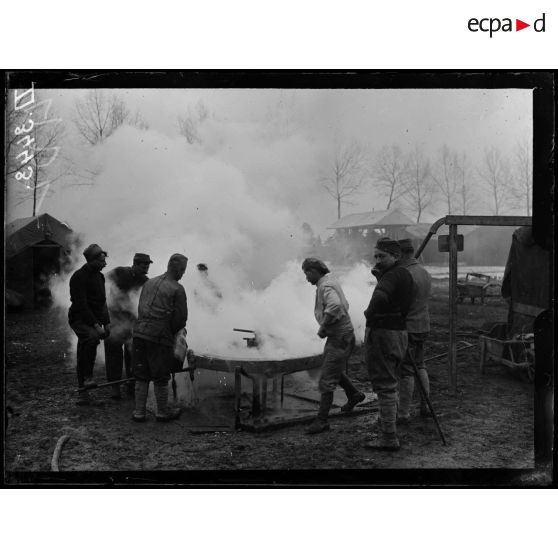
5;213;74;308
325;209;514;266
326;208;415;263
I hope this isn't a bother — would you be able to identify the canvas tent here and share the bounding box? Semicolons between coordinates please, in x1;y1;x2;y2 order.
501;226;550;334
5;213;73;308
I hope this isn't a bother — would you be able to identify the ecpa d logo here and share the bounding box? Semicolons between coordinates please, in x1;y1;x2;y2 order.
468;13;546;37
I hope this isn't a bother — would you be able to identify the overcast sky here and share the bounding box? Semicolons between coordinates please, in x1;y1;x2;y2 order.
8;87;532;231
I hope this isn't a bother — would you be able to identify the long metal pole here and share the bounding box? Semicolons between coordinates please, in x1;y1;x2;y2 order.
448;223;458;393
76;367;195;392
234;366;241;429
406;349;447;446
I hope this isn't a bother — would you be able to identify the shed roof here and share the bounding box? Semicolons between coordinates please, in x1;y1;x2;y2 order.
327;208;415;229
5;213;73;259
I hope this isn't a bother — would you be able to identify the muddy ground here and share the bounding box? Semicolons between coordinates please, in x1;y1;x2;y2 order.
4;284;537;485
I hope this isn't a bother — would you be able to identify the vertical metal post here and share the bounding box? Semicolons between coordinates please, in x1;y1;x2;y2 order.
234;367;241;429
448;223;458;393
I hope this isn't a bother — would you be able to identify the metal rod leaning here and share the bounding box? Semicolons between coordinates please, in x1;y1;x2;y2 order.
405;348;448;446
77;367;195;392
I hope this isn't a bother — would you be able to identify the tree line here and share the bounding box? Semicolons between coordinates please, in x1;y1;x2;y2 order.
7;90;532;223
321;140;532;222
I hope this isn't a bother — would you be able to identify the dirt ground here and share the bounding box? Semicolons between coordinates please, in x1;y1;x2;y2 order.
4;284;538;485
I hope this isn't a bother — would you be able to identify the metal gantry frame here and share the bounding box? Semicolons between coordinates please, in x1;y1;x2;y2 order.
415;215;532;393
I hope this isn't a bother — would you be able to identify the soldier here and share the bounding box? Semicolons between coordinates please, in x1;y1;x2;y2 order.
363;238;413;450
131;254;188;422
397;239;432;421
68;244;111;405
104;253;153;399
302;258;365;434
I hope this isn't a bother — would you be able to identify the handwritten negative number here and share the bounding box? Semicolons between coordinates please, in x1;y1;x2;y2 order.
15;119;34;135
16;167;33;181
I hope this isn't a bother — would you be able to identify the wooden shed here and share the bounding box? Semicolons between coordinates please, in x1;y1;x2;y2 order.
326;208;415;263
5;213;73;308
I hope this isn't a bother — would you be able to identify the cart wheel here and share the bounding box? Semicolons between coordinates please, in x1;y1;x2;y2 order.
520;366;535;383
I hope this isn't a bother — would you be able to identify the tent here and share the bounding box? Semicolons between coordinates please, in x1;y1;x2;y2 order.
5;213;74;308
501;226;550;334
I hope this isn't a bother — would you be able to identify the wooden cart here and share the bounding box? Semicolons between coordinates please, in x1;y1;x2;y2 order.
479;322;535;383
457;272;501;304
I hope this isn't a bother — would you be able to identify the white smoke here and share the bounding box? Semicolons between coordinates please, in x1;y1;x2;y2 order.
48;110;376;360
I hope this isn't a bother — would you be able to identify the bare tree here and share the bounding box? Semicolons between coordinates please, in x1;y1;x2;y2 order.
264;91;299;139
6;90;66;216
177;100;209;144
73;90;148;145
321;142;367;220
371;144;407;209
431;145;458;214
403;146;434;223
511;140;532;215
127;108;150;131
454;152;475;214
477;147;512;215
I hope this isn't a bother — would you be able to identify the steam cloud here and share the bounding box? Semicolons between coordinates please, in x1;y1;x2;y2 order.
49;119;375;359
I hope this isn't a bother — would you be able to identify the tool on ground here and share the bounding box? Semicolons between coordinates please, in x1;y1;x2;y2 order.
77;367;195;393
405;349;448;446
51;434;70;472
423;341;476;364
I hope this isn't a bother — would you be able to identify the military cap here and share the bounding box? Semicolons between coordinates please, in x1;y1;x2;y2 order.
398;238;415;253
301;258;330;275
375;237;401;257
83;243;108;261
133;253;153;263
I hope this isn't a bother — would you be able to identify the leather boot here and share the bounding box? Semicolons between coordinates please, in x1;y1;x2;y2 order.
397;376;414;422
132;380;149;422
365;398;400;450
306;392;333;434
154;384;181;422
417;368;431;416
338;373;365;412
